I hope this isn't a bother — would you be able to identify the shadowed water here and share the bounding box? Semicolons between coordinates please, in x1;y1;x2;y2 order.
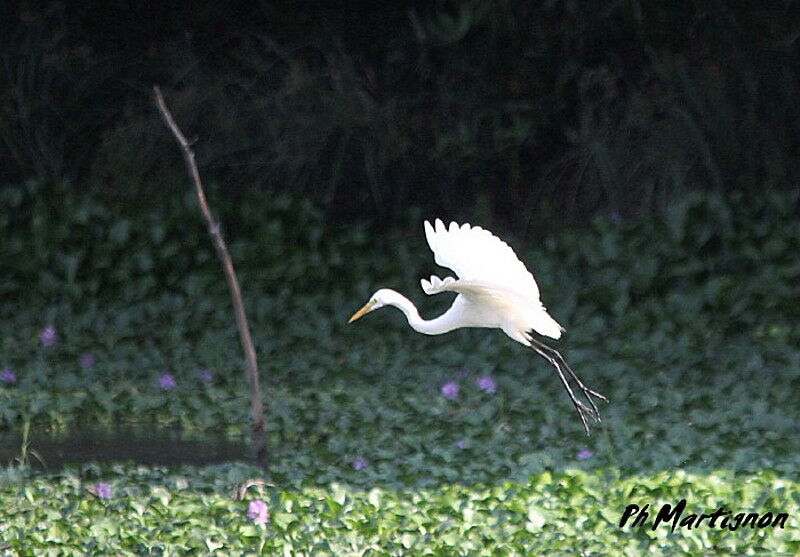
0;427;250;468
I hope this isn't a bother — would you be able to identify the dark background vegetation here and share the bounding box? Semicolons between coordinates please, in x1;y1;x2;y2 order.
2;1;798;234
2;5;800;553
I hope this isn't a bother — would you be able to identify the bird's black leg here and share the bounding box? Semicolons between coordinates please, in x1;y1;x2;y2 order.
529;337;608;435
529;338;608;420
529;343;594;435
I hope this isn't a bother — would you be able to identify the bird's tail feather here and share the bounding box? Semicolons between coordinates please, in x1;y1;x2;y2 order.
532;311;564;340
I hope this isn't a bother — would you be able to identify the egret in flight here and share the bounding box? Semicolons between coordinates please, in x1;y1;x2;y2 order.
348;219;607;435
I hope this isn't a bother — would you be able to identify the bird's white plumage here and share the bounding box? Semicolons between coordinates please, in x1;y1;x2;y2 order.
419;274;457;295
424;219;541;301
421;219;563;340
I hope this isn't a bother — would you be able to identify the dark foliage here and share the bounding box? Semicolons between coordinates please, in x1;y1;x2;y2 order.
1;1;798;230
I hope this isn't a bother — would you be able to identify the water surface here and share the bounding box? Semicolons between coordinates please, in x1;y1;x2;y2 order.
1;426;250;468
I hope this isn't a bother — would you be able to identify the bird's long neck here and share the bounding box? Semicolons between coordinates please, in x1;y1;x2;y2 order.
385;290;459;336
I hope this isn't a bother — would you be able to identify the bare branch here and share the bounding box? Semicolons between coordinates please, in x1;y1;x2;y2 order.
152;85;268;468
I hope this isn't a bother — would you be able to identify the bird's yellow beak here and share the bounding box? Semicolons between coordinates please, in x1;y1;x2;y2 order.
348;300;376;323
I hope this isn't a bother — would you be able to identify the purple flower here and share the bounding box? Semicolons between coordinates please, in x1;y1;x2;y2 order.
247;499;270;524
456;369;470;378
1;368;16;384
79;353;96;368
351;457;369;471
198;369;213;382
159;373;177;390
88;482;112;499
40;326;57;347
440;381;459;400
455;439;467;449
577;448;594;460
476;375;497;394
96;483;112;499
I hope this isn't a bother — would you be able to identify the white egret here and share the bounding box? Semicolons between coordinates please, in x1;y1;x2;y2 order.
348;219;607;435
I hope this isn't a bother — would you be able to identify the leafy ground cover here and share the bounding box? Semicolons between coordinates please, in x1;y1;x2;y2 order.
1;464;797;555
1;185;799;553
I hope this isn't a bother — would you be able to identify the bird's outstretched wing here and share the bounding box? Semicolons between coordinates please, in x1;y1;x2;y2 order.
423;219;541;301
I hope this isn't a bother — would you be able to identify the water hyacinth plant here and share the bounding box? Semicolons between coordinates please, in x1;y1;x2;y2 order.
159;373;177;390
40;326;56;347
247;499;270;524
351;458;369;471
0;368;16;384
94;483;113;499
79;353;96;368
476;375;497;393
0;186;798;554
440;381;459;400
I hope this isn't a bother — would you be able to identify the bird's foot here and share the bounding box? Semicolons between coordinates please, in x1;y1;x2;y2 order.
527;337;609;436
572;397;599;436
570;384;608;435
580;385;608;420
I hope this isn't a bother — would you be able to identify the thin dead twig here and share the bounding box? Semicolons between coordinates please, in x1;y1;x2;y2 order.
152;85;268;468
